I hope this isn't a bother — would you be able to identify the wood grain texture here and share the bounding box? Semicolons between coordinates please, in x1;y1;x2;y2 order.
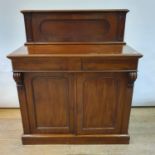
24;72;75;134
21;10;128;44
13;72;30;134
7;10;142;144
76;72;127;134
7;44;142;57
7;45;142;72
22;134;130;144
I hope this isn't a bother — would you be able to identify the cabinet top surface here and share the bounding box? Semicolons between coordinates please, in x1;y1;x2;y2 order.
8;44;142;59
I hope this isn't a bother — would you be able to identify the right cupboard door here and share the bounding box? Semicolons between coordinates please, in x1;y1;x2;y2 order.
76;72;127;134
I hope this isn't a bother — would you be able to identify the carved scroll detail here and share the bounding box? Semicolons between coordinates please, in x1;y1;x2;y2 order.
128;72;137;88
13;72;23;87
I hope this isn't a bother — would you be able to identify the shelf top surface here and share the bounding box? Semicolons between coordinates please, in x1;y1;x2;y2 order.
21;9;129;13
7;44;142;59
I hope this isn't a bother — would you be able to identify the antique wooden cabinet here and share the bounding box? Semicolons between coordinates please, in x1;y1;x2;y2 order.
7;10;142;144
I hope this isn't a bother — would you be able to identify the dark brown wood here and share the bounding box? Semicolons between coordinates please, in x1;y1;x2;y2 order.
23;13;33;42
13;72;30;134
7;10;142;144
24;72;75;134
76;72;127;134
120;72;137;134
21;10;128;44
22;134;130;144
8;45;142;72
8;44;142;57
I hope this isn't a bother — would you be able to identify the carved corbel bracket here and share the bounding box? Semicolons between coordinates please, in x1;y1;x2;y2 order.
128;72;137;88
13;72;24;87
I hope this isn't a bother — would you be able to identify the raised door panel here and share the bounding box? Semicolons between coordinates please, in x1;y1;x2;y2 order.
24;72;75;134
77;72;127;134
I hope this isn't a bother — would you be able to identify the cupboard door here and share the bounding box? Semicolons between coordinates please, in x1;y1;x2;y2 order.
76;72;127;134
24;72;75;134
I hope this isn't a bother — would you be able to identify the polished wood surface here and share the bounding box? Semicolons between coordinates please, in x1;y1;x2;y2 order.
8;10;142;144
76;72;127;134
22;10;128;44
24;72;75;134
8;44;142;57
8;45;142;72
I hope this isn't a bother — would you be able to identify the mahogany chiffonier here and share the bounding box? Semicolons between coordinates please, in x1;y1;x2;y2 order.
7;10;142;144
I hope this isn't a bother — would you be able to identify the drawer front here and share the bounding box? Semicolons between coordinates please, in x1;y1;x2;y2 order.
12;57;81;71
82;58;138;71
12;57;138;71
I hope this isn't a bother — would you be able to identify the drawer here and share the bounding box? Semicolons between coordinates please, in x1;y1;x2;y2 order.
82;58;138;71
12;57;81;71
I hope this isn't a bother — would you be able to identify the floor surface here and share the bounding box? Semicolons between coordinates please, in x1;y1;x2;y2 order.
0;108;155;155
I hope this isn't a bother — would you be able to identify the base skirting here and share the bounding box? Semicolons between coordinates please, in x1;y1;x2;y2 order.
22;134;130;145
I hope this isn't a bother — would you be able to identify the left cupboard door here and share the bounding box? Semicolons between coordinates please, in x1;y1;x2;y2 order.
24;72;75;134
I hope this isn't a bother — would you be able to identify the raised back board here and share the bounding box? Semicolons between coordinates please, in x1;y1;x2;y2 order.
22;10;129;44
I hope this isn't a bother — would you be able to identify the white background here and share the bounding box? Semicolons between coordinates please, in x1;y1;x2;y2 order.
0;0;155;107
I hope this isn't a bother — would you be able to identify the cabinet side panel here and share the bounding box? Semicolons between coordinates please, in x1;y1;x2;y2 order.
24;13;33;42
121;72;137;133
13;72;31;134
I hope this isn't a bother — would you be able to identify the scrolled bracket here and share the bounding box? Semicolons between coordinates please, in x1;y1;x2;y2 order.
128;72;137;88
13;72;23;87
